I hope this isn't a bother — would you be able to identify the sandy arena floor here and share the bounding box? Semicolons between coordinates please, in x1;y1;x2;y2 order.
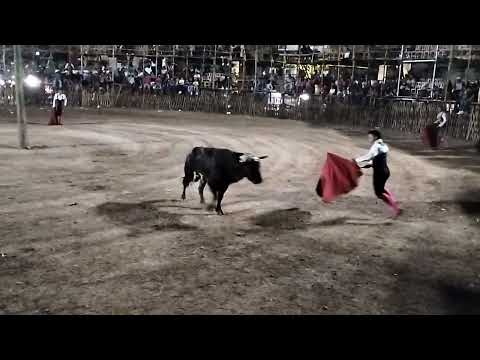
0;108;479;314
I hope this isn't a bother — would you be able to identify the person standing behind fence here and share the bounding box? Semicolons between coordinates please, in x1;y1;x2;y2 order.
422;106;448;149
49;89;67;126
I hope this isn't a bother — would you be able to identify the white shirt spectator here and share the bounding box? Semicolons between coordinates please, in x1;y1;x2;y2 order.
52;93;67;108
435;111;448;128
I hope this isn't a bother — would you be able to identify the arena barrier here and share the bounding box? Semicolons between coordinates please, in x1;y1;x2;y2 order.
96;89;480;144
1;87;479;144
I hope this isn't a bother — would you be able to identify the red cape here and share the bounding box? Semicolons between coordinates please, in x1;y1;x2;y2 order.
422;124;439;148
316;152;363;203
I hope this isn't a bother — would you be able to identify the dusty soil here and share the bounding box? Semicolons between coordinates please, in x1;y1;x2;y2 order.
0;107;479;314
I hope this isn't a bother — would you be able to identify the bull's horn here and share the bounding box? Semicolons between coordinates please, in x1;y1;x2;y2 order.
258;155;268;159
239;154;249;162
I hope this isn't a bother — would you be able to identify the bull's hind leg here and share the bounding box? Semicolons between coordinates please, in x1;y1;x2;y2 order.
215;186;228;215
198;177;207;204
208;184;217;202
204;183;218;211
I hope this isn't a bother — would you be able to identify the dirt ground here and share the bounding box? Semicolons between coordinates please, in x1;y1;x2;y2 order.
0;107;479;314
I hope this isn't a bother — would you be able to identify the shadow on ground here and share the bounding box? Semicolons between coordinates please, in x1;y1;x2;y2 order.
250;207;394;232
96;200;198;237
385;258;480;314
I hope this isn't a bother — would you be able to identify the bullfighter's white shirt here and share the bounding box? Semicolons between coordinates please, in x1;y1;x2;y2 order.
356;139;389;164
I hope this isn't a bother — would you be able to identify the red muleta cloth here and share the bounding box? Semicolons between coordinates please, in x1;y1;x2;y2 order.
421;124;439;148
315;152;363;203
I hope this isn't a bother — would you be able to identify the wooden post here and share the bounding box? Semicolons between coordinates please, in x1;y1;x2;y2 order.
2;45;6;72
297;45;301;82
172;45;175;78
241;45;246;92
155;45;158;77
321;46;326;87
366;45;370;82
254;45;258;92
202;45;206;75
444;45;454;101
283;45;287;92
465;44;472;83
14;45;28;149
112;45;116;86
351;45;356;82
337;45;341;80
396;45;404;96
80;45;84;75
380;45;388;97
213;45;217;90
229;45;233;90
430;45;439;98
185;46;189;80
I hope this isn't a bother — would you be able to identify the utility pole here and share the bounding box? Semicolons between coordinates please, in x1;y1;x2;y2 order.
14;45;28;149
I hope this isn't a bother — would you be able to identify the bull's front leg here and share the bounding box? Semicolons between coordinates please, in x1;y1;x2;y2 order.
198;177;207;204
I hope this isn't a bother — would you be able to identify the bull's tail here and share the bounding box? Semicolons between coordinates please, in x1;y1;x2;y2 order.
182;153;196;200
182;154;195;188
182;171;201;185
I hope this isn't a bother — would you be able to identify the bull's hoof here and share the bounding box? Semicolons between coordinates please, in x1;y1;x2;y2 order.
181;194;186;200
216;209;224;215
200;198;205;204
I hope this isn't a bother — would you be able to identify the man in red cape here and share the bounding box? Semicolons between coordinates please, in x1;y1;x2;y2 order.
316;152;363;203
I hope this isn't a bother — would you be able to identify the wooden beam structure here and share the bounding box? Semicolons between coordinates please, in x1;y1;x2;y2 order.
14;45;28;149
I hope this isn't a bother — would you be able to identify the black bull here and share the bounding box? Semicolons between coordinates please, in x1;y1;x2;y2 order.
181;147;267;215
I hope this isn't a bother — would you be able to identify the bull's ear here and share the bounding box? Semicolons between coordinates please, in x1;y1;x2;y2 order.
258;155;268;159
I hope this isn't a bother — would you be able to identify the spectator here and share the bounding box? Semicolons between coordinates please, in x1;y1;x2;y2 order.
265;80;273;92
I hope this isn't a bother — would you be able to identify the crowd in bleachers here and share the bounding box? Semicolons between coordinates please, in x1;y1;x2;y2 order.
0;54;479;113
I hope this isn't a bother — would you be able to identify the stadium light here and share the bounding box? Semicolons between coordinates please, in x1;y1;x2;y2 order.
24;74;41;88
